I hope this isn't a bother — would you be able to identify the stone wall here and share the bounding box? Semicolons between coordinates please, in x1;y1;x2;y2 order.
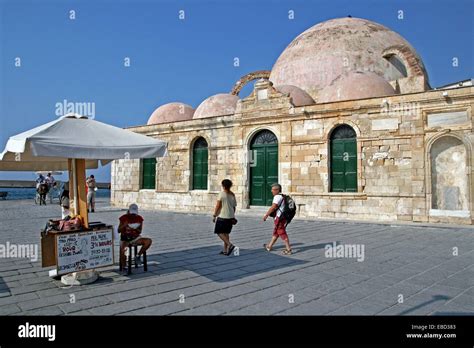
112;85;474;225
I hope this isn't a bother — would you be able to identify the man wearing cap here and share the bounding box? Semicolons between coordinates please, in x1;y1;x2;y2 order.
118;203;152;270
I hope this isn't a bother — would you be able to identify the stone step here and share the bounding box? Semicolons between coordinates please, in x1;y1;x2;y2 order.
237;206;269;217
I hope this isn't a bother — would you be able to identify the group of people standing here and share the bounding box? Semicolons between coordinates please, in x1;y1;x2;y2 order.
35;172;56;189
35;172;57;204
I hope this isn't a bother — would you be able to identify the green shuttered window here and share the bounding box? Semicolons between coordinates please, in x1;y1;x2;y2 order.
142;158;156;190
192;138;208;190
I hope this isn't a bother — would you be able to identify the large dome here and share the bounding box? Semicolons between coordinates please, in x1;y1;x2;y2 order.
147;102;195;125
269;17;428;100
194;93;239;119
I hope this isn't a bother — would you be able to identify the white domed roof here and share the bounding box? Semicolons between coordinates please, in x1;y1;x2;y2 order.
318;71;396;103
269;17;428;100
275;85;315;106
193;93;239;119
147;102;195;125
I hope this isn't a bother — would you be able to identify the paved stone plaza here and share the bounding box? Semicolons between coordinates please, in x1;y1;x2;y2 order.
0;198;473;316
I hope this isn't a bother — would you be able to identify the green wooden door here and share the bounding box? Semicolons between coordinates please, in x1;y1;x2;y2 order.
250;147;265;205
250;130;278;206
142;158;156;189
264;145;279;205
330;125;357;192
193;138;208;190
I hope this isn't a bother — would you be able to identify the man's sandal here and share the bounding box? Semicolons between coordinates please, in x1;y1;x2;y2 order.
282;249;292;255
263;244;271;252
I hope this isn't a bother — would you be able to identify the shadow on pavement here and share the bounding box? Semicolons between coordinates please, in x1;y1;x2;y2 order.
398;295;451;315
0;277;10;297
106;245;309;283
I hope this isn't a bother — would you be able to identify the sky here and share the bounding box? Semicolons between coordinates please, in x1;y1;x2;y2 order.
0;0;473;183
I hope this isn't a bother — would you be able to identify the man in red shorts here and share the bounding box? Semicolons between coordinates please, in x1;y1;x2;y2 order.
118;203;152;270
263;183;292;255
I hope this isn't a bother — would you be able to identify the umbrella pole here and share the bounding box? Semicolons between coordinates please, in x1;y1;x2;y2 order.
72;160;78;214
61;159;97;286
68;159;89;228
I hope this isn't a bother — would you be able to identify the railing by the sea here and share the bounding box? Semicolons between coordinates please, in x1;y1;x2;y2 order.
0;180;110;189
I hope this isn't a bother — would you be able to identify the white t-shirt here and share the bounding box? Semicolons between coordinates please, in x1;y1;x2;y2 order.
272;194;285;218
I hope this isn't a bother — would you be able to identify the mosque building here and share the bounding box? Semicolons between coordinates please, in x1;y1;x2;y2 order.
111;17;474;225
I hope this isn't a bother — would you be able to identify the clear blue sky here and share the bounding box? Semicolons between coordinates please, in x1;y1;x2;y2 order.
1;0;472;182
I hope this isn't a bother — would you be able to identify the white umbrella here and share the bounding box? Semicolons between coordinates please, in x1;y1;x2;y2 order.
0;114;166;162
0;114;167;227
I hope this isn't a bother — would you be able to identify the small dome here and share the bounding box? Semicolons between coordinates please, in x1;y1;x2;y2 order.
275;85;315;106
318;71;396;103
147;102;195;125
193;94;239;119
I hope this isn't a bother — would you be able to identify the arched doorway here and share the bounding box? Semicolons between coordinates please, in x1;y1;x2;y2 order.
430;136;469;211
330;125;357;192
192;137;208;190
250;130;278;206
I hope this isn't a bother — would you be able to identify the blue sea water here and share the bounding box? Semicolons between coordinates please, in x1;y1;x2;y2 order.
0;187;111;200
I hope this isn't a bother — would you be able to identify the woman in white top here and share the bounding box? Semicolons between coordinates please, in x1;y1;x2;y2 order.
213;179;237;256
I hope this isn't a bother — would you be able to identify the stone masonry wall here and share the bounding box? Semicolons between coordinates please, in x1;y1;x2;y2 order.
112;86;474;225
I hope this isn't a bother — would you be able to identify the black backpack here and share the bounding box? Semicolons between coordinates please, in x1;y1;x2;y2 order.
280;194;297;225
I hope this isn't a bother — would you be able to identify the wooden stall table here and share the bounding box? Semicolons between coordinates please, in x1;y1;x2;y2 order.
41;222;115;284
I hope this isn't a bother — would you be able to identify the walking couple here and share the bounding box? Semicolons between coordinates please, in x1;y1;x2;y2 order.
213;180;292;256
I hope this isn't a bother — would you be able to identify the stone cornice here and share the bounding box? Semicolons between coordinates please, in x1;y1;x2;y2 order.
126;86;473;136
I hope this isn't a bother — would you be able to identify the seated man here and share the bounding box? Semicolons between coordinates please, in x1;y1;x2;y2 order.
118;203;152;269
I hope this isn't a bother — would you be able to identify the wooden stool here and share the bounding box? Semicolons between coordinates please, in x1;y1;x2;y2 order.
120;244;147;274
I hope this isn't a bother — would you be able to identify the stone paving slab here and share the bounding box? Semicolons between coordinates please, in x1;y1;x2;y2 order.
0;198;473;315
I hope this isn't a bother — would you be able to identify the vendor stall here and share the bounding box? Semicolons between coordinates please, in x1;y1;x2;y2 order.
42;222;114;271
0;113;167;284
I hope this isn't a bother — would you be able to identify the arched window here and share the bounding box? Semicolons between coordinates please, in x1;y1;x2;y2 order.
385;54;408;78
192;137;208;190
141;158;157;189
330;125;357;192
251;130;278;145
